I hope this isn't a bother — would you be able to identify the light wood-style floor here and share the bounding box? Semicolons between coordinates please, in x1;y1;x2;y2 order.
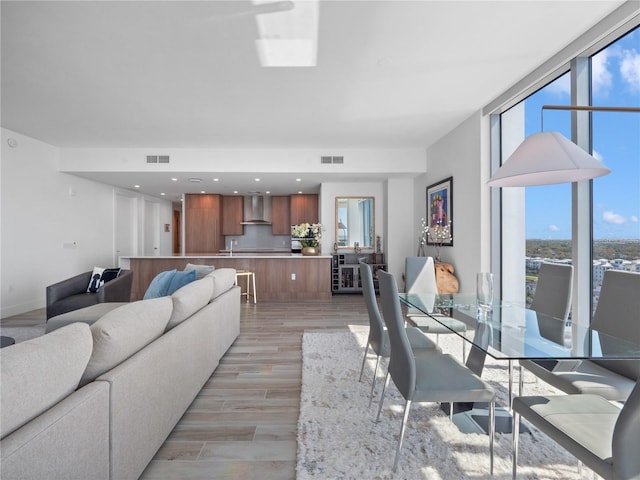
2;295;370;480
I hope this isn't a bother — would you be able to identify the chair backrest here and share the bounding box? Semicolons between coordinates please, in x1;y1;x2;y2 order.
378;270;415;400
359;261;386;356
405;256;438;294
591;270;640;380
529;263;573;345
612;379;640;479
529;263;573;321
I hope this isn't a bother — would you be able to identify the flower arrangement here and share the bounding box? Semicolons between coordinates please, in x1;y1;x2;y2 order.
419;217;452;262
292;223;323;247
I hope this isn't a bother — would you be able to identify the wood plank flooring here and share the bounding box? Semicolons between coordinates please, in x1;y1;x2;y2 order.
2;295;370;480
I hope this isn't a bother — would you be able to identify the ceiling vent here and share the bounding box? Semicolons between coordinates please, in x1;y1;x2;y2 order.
146;155;170;164
321;155;344;164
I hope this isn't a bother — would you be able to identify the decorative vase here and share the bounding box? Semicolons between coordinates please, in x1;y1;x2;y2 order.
301;246;319;256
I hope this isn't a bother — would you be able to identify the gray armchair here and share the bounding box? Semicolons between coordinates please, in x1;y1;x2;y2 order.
46;270;133;319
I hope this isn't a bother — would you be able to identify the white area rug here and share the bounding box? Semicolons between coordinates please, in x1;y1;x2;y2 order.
0;325;45;343
297;328;600;480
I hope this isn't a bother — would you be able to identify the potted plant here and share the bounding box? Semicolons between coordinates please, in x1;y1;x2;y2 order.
292;223;324;255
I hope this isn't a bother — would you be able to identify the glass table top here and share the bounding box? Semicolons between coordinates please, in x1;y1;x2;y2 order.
399;292;640;361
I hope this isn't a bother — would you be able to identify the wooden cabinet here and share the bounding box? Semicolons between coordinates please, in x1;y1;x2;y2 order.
184;194;224;253
222;195;243;235
290;194;318;225
271;196;291;235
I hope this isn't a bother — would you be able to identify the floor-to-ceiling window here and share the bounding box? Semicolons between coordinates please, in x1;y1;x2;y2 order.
496;24;639;322
591;27;640;311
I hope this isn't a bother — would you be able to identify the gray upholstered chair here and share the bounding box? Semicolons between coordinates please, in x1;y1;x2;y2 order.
375;270;495;474
358;262;440;406
512;379;640;479
404;256;468;357
46;269;133;319
518;262;574;396
521;270;639;402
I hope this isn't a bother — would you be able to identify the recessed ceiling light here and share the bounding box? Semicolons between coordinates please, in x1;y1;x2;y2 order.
233;190;239;194
171;178;178;182
266;191;271;194
200;190;205;194
160;193;165;196
298;191;303;194
213;178;219;182
255;178;261;182
189;178;202;183
296;178;301;182
134;185;141;188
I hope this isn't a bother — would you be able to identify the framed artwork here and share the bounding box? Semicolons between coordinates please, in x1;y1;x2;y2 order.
426;176;453;246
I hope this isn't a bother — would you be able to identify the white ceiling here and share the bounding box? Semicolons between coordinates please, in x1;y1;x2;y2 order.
0;0;626;197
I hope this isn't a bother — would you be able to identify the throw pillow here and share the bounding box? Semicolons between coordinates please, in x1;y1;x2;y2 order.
143;269;177;299
184;262;215;279
165;269;197;296
87;267;121;293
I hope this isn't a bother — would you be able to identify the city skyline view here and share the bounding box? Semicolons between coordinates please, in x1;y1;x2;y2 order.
523;27;639;241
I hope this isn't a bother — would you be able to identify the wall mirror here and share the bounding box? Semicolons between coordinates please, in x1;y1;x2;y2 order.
335;197;375;249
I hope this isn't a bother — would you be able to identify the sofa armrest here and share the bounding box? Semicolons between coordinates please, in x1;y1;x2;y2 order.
97;269;133;303
46;271;92;307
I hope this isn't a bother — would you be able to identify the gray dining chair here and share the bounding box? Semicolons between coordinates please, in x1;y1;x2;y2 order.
358;261;441;406
512;378;640;479
375;270;495;474
404;256;468;358
517;262;573;396
522;270;639;402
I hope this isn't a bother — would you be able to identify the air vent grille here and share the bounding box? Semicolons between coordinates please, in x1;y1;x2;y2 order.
146;155;170;164
320;155;344;164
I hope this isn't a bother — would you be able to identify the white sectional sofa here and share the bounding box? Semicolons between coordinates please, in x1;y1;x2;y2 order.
0;268;240;480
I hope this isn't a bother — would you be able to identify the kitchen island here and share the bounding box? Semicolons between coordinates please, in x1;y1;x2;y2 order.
119;253;332;301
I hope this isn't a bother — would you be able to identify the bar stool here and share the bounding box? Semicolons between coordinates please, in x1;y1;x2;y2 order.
235;270;257;304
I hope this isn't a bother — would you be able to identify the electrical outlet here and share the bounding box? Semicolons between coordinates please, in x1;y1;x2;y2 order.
291;273;296;280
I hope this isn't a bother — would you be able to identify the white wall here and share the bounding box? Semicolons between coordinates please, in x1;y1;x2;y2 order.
0;129;173;317
422;111;490;291
385;178;416;286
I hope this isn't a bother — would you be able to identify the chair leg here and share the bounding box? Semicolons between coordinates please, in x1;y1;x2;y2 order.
375;372;390;423
512;410;520;479
368;355;381;407
358;343;370;382
393;400;412;472
518;364;524;397
489;401;495;476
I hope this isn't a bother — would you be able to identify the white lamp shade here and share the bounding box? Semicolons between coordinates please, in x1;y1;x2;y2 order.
488;131;611;187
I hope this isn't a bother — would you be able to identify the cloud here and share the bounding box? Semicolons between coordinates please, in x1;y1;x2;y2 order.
592;149;604;162
592;49;613;96
548;224;560;232
631;215;639;223
602;211;626;224
620;49;640;92
543;74;570;97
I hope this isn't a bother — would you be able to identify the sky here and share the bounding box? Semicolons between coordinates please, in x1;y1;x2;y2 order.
523;27;640;240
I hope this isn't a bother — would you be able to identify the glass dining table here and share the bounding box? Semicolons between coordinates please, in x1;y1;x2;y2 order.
399;292;640;432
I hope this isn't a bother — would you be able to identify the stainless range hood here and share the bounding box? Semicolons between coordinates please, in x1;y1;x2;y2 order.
240;195;272;225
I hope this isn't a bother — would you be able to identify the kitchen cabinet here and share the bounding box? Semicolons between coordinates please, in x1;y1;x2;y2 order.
290;194;318;225
222;195;243;235
184;194;224;253
271;196;291;234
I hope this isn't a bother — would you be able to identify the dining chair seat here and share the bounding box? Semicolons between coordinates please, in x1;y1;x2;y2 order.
512;379;640;479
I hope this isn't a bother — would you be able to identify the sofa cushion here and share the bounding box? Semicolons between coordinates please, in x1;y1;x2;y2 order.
46;302;128;333
80;297;173;385
143;269;176;299
165;269;197;295
184;262;215;279
87;267;121;293
206;268;237;301
0;323;93;438
166;277;214;330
